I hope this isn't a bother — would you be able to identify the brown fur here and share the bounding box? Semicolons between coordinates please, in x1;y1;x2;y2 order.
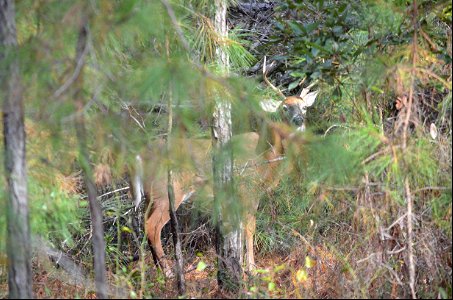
131;96;315;275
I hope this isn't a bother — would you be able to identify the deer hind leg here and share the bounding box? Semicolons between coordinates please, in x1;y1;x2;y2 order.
145;206;173;277
244;187;260;273
245;212;257;273
238;178;260;273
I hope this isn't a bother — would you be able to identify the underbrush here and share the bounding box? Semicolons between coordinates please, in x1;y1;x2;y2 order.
253;115;452;298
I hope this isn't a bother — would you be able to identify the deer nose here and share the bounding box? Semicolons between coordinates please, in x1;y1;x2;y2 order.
292;115;304;126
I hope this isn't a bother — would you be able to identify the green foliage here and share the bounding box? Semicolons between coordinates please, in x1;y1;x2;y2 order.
253;1;451;297
28;181;82;248
430;191;452;236
0;186;5;253
182;2;257;71
0;156;81;254
1;0;451;298
272;0;364;85
225;28;257;71
303;132;364;185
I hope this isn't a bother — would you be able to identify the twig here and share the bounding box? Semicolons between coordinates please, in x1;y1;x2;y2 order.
166;35;186;293
402;1;418;150
98;186;130;199
387;246;406;255
53;29;90;99
160;0;241;101
405;177;416;299
419;28;438;52
276;221;314;251
416;68;451;89
80;186;130;200
324;186;359;191
357;252;381;264
323;124;350;137
234;156;286;174
361;147;390;165
127;107;146;131
381;263;404;286
413;186;450;194
60;83;104;124
386;213;408;231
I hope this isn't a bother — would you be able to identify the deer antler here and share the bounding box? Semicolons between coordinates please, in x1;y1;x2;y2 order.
263;56;285;99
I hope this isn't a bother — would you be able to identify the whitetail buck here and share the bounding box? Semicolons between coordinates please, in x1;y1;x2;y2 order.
130;57;318;276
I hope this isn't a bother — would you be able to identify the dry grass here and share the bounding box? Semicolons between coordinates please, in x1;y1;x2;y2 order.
20;245;344;299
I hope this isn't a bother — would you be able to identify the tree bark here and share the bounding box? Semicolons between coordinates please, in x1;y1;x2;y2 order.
212;0;243;292
72;11;107;299
0;0;33;298
167;79;185;294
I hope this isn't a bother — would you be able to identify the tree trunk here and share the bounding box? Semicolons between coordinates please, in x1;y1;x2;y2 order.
0;0;33;298
212;0;243;292
72;12;108;299
167;81;186;294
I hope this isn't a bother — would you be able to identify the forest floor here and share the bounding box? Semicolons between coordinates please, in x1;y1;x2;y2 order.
0;244;342;299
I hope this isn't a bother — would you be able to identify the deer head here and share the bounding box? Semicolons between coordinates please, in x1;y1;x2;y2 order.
260;56;318;132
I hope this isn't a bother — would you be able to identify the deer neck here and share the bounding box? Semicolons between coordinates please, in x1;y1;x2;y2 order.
258;121;293;159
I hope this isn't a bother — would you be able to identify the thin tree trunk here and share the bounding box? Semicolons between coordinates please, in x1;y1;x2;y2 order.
72;12;107;299
212;0;243;292
167;78;186;293
403;2;417;298
405;178;416;299
0;0;33;298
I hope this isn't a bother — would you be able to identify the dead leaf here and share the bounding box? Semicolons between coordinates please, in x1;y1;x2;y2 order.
430;123;438;140
395;95;407;110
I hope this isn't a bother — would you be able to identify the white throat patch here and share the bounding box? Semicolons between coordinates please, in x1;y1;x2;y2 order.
297;124;306;132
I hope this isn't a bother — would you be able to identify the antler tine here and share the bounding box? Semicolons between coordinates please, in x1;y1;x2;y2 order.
263;56;286;99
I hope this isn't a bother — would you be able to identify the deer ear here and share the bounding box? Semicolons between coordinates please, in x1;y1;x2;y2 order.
301;90;318;107
260;99;281;112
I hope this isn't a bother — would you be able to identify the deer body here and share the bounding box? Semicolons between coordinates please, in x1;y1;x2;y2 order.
132;133;262;274
132;58;318;275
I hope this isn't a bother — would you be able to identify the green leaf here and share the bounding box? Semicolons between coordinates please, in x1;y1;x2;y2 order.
255;268;270;274
321;59;333;69
268;282;276;291
274;21;285;31
311;71;321;79
438;287;448;299
370;86;384;94
311;47;320;57
288;21;303;35
274;264;286;273
121;226;133;233
333;86;342;97
196;261;207;272
296;269;308;282
304;22;318;34
333;26;344;36
305;256;316;268
288;80;300;92
290;71;306;78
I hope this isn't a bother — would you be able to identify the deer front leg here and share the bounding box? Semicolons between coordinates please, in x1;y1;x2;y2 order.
146;207;173;277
